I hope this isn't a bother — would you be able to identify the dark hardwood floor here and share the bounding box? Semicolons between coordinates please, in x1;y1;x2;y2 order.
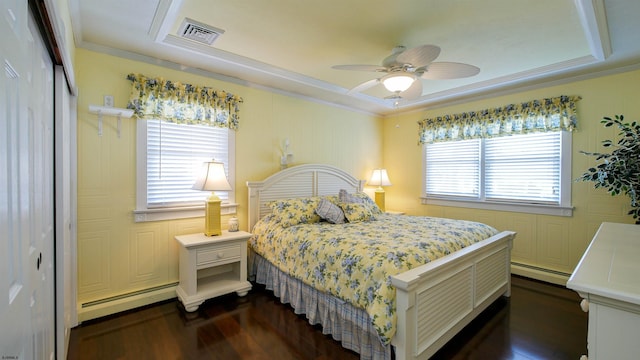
67;275;587;359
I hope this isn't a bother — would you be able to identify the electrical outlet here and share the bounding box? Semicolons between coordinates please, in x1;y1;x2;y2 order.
104;95;114;107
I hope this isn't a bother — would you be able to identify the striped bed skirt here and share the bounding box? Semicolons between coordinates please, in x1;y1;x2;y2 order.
248;251;391;360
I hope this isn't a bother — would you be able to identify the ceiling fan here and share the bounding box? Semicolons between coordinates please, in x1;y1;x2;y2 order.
332;44;480;100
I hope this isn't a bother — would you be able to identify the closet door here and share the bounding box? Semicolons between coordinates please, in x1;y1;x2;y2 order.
27;10;56;359
0;1;32;356
0;1;55;358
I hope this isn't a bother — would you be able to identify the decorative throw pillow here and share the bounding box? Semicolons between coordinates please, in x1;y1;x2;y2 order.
338;189;383;215
315;198;345;224
338;189;363;204
269;197;321;227
323;194;341;206
339;202;375;223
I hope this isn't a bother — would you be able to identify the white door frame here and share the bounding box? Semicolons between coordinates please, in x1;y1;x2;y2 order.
55;65;78;359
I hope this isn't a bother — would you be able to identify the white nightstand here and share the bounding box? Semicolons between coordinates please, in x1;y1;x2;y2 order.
175;231;252;312
385;210;405;215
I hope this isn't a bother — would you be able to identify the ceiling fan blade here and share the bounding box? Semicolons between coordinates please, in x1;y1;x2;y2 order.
347;78;380;94
399;78;423;99
420;62;480;80
332;64;387;72
396;45;441;68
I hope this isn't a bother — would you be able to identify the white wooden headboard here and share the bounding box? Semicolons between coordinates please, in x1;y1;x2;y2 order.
246;164;365;231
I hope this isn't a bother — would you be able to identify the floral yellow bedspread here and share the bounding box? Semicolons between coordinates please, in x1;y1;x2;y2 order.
249;214;498;345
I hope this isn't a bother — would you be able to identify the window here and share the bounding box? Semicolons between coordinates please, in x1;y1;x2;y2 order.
423;131;573;216
134;119;236;222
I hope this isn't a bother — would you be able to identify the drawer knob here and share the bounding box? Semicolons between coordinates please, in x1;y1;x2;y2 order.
217;252;224;259
580;299;589;312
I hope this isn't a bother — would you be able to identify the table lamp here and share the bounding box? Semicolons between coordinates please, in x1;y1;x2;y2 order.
368;169;392;212
192;160;232;236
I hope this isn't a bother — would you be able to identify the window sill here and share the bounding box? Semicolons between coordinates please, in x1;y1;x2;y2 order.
421;198;573;217
133;203;238;223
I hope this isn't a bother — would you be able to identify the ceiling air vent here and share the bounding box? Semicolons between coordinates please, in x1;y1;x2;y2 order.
178;18;225;45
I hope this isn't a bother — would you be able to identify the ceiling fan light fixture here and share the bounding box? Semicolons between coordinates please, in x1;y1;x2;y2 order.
382;74;414;92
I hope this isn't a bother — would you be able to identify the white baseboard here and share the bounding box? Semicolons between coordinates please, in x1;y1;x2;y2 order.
77;285;177;323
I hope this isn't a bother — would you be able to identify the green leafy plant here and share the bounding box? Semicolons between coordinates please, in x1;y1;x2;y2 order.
578;115;640;224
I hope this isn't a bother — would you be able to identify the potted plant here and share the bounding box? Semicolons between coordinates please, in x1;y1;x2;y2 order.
578;115;640;224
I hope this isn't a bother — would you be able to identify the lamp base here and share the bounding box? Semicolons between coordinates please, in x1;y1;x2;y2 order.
204;193;222;236
374;189;385;212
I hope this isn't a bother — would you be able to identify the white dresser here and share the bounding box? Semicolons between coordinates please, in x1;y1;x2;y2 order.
567;222;640;360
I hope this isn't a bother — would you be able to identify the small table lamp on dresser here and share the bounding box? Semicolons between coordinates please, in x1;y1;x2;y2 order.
192;160;232;236
369;168;392;212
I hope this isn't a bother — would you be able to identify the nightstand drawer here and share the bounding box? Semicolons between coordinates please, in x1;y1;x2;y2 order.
196;244;241;267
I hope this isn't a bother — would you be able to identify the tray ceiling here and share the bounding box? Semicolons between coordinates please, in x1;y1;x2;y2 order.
69;0;640;115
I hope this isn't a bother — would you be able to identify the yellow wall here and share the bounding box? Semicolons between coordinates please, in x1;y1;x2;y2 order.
75;44;640;317
383;69;640;282
75;48;383;317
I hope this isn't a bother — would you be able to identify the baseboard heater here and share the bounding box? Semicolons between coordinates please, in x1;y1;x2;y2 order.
511;262;572;286
78;282;178;322
81;282;178;308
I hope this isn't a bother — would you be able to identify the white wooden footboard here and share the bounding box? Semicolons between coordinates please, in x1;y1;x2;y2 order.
391;230;515;360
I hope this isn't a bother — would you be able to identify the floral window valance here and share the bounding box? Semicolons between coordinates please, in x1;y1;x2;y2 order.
418;95;581;144
126;73;243;130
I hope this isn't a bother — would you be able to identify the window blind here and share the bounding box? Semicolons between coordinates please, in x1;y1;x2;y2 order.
147;119;229;208
425;139;480;198
485;132;560;204
425;132;562;205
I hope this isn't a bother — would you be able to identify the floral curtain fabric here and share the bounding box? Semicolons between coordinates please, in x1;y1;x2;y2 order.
126;73;243;130
418;95;581;144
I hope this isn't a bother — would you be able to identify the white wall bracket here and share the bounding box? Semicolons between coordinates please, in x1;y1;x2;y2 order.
89;105;134;137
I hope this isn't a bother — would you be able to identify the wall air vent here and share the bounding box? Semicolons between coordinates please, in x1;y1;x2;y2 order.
178;18;225;45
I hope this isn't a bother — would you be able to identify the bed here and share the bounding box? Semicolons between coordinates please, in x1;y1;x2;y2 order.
246;164;515;359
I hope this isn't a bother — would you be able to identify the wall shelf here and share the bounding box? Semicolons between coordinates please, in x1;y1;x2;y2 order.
89;105;134;137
